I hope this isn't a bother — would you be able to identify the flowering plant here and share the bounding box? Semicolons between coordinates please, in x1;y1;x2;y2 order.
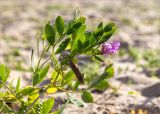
0;14;119;114
101;41;120;56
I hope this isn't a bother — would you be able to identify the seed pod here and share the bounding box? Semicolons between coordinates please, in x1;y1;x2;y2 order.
68;60;84;84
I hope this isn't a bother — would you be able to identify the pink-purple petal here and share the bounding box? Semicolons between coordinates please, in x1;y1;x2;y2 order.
101;41;120;56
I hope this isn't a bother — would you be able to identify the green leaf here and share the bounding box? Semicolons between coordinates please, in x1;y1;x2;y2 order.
104;64;114;79
51;70;62;82
0;64;10;88
97;23;116;44
66;22;83;35
39;65;50;81
28;93;39;104
40;98;54;114
103;23;115;32
87;64;114;90
76;16;86;24
81;91;93;103
66;21;76;35
94;27;103;38
71;24;86;55
45;23;55;45
77;25;86;38
67;94;84;107
32;72;40;86
20;86;37;96
94;50;102;55
97;32;112;45
55;16;65;35
63;71;75;84
16;77;20;92
41;33;47;40
94;80;110;90
73;22;82;30
83;32;91;49
89;35;96;46
71;39;83;55
3;95;17;102
93;56;104;62
97;22;103;28
78;40;83;50
66;28;74;35
55;38;70;54
72;81;80;91
33;65;50;86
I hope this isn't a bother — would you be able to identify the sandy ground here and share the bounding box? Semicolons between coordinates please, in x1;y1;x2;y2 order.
0;0;160;113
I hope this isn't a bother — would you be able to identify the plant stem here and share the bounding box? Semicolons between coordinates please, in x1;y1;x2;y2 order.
39;56;51;69
25;74;59;114
0;80;22;104
24;86;50;114
24;96;39;114
53;72;60;83
36;44;49;71
53;34;65;49
68;60;84;84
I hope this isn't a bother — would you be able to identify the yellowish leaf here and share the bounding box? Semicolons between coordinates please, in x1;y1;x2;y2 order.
46;87;57;94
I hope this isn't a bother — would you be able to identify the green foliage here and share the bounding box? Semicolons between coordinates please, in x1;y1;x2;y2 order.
33;65;50;86
55;38;70;54
94;80;110;90
63;71;75;85
72;81;80;91
81;91;93;103
45;23;55;45
0;64;10;88
40;98;54;114
55;16;65;36
87;64;114;90
92;55;104;62
0;14;118;114
3;95;17;102
16;77;21;91
20;86;37;96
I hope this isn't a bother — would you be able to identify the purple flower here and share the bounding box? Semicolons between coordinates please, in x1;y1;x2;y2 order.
101;41;120;56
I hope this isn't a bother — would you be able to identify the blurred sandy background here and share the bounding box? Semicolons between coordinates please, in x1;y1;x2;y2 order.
0;0;160;113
